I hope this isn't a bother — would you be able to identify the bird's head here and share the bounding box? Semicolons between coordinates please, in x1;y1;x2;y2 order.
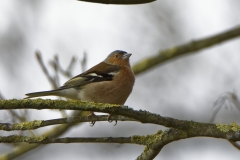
104;50;132;66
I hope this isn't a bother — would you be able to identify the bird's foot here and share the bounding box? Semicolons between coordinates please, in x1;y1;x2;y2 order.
87;112;96;127
107;114;117;126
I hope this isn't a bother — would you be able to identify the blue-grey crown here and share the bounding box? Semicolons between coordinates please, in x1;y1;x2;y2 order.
113;50;127;54
108;50;127;57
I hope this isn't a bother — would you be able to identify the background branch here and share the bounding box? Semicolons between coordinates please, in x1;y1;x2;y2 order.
0;111;84;159
35;51;58;89
132;25;240;75
0;53;87;159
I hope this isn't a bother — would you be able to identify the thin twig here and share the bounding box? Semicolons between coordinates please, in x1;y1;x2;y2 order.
0;135;133;144
0;115;136;131
80;51;87;72
51;54;76;78
66;56;77;77
35;51;58;89
211;92;240;122
8;110;26;122
229;140;240;150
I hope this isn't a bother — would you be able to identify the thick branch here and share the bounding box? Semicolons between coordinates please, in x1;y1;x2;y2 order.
136;129;186;160
0;127;240;160
132;25;240;75
1;99;240;142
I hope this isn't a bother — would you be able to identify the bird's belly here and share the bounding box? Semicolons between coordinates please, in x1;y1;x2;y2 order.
58;88;82;100
79;81;133;105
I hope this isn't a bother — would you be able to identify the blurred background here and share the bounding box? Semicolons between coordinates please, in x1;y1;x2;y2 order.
1;0;240;159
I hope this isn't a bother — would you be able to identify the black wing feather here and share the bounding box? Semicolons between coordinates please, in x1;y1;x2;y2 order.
59;63;120;89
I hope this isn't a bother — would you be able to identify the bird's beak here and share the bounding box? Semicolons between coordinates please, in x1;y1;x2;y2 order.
123;53;132;60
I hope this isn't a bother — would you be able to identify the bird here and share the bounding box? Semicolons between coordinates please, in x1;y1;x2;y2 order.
25;50;135;126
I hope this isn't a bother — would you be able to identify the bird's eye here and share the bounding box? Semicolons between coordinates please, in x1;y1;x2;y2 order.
115;55;119;58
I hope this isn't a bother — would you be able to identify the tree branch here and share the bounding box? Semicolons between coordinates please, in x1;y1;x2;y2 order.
1;99;240;142
229;140;240;150
0;126;240;160
0;52;87;159
0;126;239;145
136;129;185;160
0;135;133;144
0;111;85;160
132;25;240;75
0;115;136;131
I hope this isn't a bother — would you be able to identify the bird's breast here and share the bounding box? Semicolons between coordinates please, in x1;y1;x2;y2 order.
80;68;135;105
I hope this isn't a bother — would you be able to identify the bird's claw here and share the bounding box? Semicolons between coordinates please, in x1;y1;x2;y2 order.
107;114;117;126
87;112;96;127
89;121;96;127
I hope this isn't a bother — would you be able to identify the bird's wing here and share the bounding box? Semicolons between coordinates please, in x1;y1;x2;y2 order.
59;62;120;89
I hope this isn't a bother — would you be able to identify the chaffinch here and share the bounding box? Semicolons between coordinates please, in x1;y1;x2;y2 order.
25;50;135;125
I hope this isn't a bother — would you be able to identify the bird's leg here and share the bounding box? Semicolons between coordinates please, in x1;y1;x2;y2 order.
87;111;96;127
107;114;117;126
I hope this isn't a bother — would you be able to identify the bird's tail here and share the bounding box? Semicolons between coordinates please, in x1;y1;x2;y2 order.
25;90;61;99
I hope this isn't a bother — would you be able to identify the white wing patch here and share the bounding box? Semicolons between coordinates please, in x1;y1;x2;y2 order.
87;73;103;77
